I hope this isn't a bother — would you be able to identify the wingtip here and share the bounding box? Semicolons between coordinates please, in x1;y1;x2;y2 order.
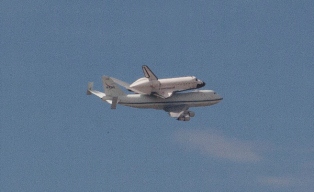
87;82;93;95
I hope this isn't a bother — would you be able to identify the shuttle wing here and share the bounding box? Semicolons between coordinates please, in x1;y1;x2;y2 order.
153;90;174;99
169;111;186;118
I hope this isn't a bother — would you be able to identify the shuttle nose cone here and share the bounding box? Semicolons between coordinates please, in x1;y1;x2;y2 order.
197;81;205;88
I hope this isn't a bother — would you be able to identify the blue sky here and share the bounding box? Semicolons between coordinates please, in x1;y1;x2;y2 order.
1;1;314;191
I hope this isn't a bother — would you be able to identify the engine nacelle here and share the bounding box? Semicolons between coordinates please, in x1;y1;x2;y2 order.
187;111;195;117
178;116;190;121
184;116;191;121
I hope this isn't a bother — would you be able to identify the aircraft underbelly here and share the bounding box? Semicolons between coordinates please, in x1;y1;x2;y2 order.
120;101;215;109
114;90;221;112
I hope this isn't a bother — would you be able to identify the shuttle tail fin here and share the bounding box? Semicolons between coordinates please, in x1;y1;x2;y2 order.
142;65;158;80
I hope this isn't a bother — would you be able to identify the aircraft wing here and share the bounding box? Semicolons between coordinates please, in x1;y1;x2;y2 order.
164;105;194;121
169;111;185;118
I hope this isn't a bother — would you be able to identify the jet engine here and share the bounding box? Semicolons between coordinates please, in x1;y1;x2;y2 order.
188;111;195;117
178;116;190;121
177;111;195;121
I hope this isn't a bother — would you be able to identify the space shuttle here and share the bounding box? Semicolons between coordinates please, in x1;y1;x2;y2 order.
111;65;205;99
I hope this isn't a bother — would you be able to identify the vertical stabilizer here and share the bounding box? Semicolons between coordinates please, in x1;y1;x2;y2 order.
142;65;158;80
102;76;126;97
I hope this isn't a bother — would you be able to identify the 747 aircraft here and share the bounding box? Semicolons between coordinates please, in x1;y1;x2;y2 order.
87;69;222;121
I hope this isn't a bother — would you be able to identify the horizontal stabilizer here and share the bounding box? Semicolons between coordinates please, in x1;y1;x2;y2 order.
87;82;107;98
87;82;93;95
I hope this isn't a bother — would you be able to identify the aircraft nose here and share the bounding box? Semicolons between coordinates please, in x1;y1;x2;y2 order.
212;92;223;104
216;94;223;101
197;81;205;88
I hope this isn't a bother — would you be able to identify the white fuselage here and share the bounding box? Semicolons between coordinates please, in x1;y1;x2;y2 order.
129;76;205;95
88;75;222;121
115;90;222;110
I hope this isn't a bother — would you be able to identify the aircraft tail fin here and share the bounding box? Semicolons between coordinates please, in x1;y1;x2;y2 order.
102;76;126;97
87;78;124;109
142;65;158;80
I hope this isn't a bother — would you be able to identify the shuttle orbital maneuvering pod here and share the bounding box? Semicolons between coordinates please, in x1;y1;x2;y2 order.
87;65;222;121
